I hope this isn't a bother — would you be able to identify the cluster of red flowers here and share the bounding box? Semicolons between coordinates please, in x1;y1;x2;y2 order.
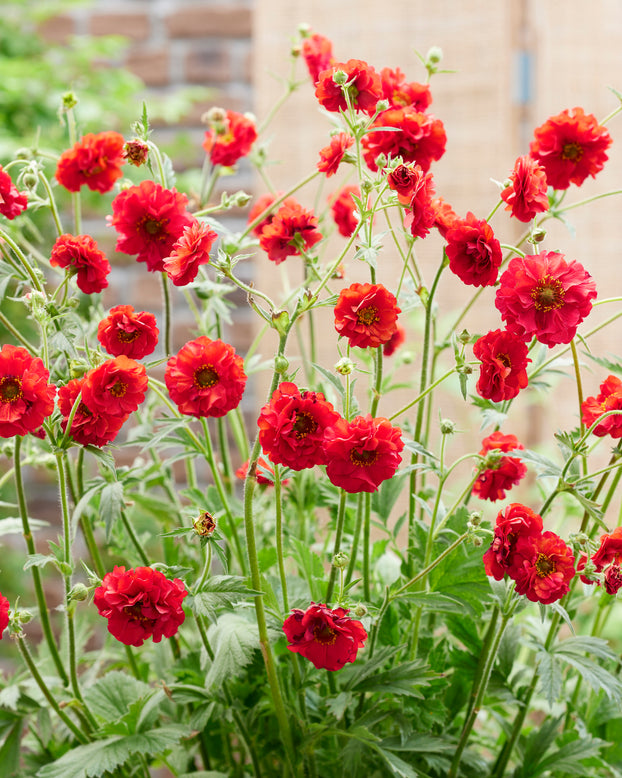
202;109;258;168
0;165;27;220
97;305;159;360
472;432;527;502
334;282;401;349
580;527;622;595
581;375;622;438
56;131;125;193
50;234;111;295
0;344;56;438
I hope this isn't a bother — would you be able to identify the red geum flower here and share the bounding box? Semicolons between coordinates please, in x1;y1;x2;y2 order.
383;323;406;357
431;197;459;239
404;167;436;239
0;344;56;438
591;526;622;571
511;531;575;604
0;593;9;638
82;356;148;418
472;432;527;502
323;414;404;493
317;133;354;177
315;59;382;115
387;162;426;205
94;565;187;647
50;233;111;294
379;67;432;111
362;107;446;172
301;33;335;84
330;184;360;237
122;139;149;167
604;564;622;595
283;602;367;671
0;166;27;219
259;200;323;264
473;329;531;403
202;109;258;167
55;131;125;193
58;377;126;447
495;251;597;348
334;283;401;349
501;155;549;222
247;192;288;237
581;376;622;438
235;456;290;487
97;305;159;360
529;107;612;190
257;381;340;471
109;179;194;272
482;502;543;581
163;219;218;286
165;336;246;418
445;212;502;287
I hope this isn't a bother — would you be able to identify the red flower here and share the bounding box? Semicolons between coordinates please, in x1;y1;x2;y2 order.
235;456;289;487
97;305;159;360
0;344;56;438
109;180;194;272
315;59;382;115
202;110;257;167
58;378;126;447
0;166;27;219
94;565;187;647
604;564;622;595
482;503;543;581
55;131;125;193
323;415;404;493
445;212;502;287
379;67;432;111
501;155;549;222
301;33;335;84
317;133;354;177
259;200;323;264
0;593;9;638
163;219;218;286
334;283;401;349
581;376;622;438
472;432;527;502
165;336;247;418
511;531;575;604
50;233;111;295
247;192;287;237
473;329;531;403
122;139;149;167
362;107;446;172
387;162;426;205
330;185;360;237
529;107;612;190
495;252;597;348
591;526;622;571
283;602;367;670
82;356;148;418
431;197;459;239
257;381;340;471
383;324;406;357
404;167;436;239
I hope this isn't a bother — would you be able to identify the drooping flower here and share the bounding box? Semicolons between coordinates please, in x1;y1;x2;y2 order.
283;602;367;670
235;456;290;487
362;107;446;172
49;233;111;295
97;305;159;360
529;107;612;190
323;414;404;493
94;565;187;647
473;329;531;403
581;376;622;438
258;200;323;264
329;184;360;237
163;219;218;286
301;32;335;84
445;212;502;287
122;138;149;167
431;197;459;239
82;356;148;418
604;564;622;595
591;526;622;571
383;323;406;357
315;59;382;115
0;166;27;219
257;381;340;471
58;377;126;447
165;336;247;418
0;593;9;638
0;344;56;438
379;67;432;111
511;531;575;604
501;155;549;222
317;133;354;177
55;131;125;193
334;283;401;349
403;167;436;239
482;502;543;581
202;109;258;167
495;251;597;348
472;432;527;502
109;180;194;272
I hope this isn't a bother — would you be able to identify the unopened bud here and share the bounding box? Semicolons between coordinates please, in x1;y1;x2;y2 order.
471;536;483;547
468;511;482;527
352;603;368;618
291;45;301;58
21;172;38;190
426;46;443;65
17;610;32;624
332;552;349;569
231;190;252;207
335;357;354;375
69;583;89;602
457;329;471;345
375;99;390;113
528;227;547;244
274;355;289;374
333;70;348;86
440;418;455;435
15;148;32;160
61;91;78;111
298;23;312;38
194;511;217;537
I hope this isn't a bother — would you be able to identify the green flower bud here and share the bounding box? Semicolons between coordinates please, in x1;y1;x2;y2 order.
335;357;355;375
332;552;349;569
426;46;443;65
352;603;368;618
333;70;349;86
457;328;471;345
69;583;89;602
440;418;455;435
274;355;289;374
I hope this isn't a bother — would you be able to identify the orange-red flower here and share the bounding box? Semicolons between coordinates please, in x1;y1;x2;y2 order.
482;503;543;581
445;212;502;287
591;526;622;571
501;155;549;222
82;356;148;418
202;110;257;167
529;107;612;190
56;131;125;193
0;166;27;219
317;133;354;177
431;197;459;239
247;192;287;237
301;33;335;84
581;376;622;438
315;59;382;115
402;166;436;239
235;456;289;487
472;432;527;502
165;336;247;418
58;377;126;447
330;184;360;237
97;305;159;360
473;329;531;403
383;323;406;357
49;233;111;294
259;200;323;264
334;283;401;349
511;531;575;604
163;219;218;286
362;107;446;172
0;344;56;438
379;67;431;111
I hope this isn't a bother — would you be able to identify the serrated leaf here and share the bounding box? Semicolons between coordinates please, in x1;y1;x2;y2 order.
99;482;125;541
0;517;49;535
519;449;561;478
537;653;562;708
189;576;262;622
349;659;434;698
204;613;261;690
371;473;406;522
375;747;422;778
342;645;400;692
0;719;22;778
533;734;606;776
24;553;58;572
83;672;151;723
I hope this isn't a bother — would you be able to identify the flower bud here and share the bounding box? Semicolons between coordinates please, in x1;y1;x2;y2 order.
440;418;455;435
457;328;471;345
335;357;355;375
123;139;149;167
352;603;368;618
426;46;443;65
471;536;483;547
21;172;38;190
375;99;390;113
231;190;252;207
15;148;32;160
332;552;349;569
61;91;78;111
298;23;312;38
333;70;349;86
468;511;482;527
528;227;547;244
274;355;289;374
69;583;89;602
194;511;217;537
17;609;32;624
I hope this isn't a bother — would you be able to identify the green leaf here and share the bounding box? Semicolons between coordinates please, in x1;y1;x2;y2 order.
536;652;562;708
204;613;262;690
189;576;262;622
348;659;434;698
553;636;622;703
0;517;49;535
342;645;400;692
0;719;22;778
24;553;58;572
99;482;125;541
372;473;406;522
533;733;606;776
82;672;151;723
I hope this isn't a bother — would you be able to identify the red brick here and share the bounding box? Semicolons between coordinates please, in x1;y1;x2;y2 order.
125;47;171;87
184;45;231;84
89;13;151;42
165;6;251;38
38;15;75;45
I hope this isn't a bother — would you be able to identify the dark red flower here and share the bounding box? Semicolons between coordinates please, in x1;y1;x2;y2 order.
323;414;404;493
257;381;340;471
82;356;148;418
165;336;247;418
472;432;527;502
163;219;218;286
317;133;354;177
97;305;159;360
122;139;149;167
473;329;531;403
202;110;257;167
529;107;612;190
301;33;335;84
0;166;27;219
379;67;432;111
362;107;446;172
259;200;323;264
383;324;406;357
445;212;502;287
235;456;289;487
50;233;111;295
581;376;622;438
604;564;622;595
0;344;56;438
511;531;575;604
431;197;459;239
403;167;436;239
58;377;126;447
94;565;187;647
0;593;9;638
501;155;549;222
283;602;367;670
387;162;427;205
109;180;194;272
315;59;382;115
482;503;543;581
334;283;401;349
495;251;597;348
55;131;125;193
330;185;361;237
591;526;622;571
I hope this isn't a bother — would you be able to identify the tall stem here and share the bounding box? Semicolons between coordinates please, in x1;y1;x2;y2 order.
325;490;348;603
161;272;172;356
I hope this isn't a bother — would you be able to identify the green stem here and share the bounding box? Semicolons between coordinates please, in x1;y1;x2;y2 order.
120;509;150;566
325;490;348;603
570;338;588;477
0;309;36;350
274;464;290;612
37;170;64;237
362;492;372;601
160;272;172;356
345;493;365;586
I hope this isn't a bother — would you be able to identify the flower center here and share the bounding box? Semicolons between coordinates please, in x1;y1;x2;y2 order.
194;364;219;388
535;552;556;578
117;329;140;343
140;216;165;237
531;276;566;312
357;305;379;327
109;379;127;398
561;142;583;161
496;352;511;369
0;376;22;403
313;623;337;645
292;410;317;438
350;447;379;466
123;603;154;625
